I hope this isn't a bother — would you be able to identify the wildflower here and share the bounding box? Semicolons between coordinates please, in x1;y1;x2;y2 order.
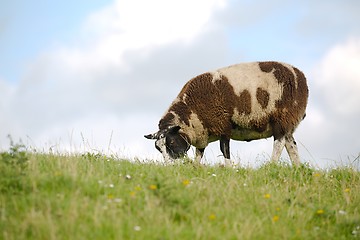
316;209;324;215
352;226;360;235
134;185;142;191
344;188;350;193
313;172;321;177
275;207;280;211
125;174;132;180
107;194;114;200
130;191;136;197
109;184;114;188
272;215;279;222
114;198;122;203
149;184;157;190
208;214;216;221
338;210;346;215
134;226;141;231
212;173;217;177
264;193;271;199
182;179;191;186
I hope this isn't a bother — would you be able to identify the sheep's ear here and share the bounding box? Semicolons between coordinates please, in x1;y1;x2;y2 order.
167;126;181;134
144;132;158;139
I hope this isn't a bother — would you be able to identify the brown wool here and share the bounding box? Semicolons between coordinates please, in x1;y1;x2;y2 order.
158;61;308;147
256;88;270;109
258;61;308;136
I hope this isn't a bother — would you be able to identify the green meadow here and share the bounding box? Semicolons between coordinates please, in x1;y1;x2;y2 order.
1;143;359;240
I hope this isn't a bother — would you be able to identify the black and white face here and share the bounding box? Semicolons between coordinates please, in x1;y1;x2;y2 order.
145;126;190;160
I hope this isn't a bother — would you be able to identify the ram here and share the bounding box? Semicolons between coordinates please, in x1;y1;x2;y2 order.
145;61;308;166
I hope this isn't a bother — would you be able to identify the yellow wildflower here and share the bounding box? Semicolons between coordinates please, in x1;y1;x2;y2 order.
149;184;157;190
272;215;279;222
313;172;321;177
344;188;350;193
264;193;271;199
316;209;324;215
182;179;191;186
208;214;216;221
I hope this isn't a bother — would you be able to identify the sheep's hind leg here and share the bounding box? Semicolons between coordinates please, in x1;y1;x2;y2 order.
285;134;300;166
270;137;286;163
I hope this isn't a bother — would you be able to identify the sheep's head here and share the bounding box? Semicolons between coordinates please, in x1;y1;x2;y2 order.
144;126;190;161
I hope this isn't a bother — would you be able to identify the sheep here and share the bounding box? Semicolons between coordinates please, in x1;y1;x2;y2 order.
145;61;309;166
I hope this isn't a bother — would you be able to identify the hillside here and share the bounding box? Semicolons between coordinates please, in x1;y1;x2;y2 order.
1;144;359;239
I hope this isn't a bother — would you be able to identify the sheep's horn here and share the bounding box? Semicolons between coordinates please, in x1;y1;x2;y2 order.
144;132;159;139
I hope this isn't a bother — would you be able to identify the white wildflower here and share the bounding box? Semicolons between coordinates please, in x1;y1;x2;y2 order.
338;210;347;215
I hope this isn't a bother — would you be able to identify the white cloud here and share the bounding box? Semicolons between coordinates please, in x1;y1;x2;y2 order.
0;0;228;157
315;38;360;116
85;0;226;42
64;0;227;70
302;38;360;165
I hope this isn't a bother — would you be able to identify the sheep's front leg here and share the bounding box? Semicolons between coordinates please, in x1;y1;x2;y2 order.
285;135;300;166
195;148;205;164
220;136;230;158
270;136;286;162
220;136;234;167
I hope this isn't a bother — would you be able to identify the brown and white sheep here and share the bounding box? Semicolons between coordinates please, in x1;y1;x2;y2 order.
145;61;309;166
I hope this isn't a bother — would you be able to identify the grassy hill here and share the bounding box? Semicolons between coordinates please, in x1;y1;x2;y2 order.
1;144;359;239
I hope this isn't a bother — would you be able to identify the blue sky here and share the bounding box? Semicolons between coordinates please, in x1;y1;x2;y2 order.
0;0;112;82
0;0;359;168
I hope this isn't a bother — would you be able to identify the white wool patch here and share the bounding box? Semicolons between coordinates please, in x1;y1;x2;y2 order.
211;71;222;82
183;112;209;148
217;63;283;125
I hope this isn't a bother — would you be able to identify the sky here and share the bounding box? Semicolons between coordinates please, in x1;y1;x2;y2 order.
1;0;359;169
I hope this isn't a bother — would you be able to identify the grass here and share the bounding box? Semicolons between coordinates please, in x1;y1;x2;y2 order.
0;143;359;240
